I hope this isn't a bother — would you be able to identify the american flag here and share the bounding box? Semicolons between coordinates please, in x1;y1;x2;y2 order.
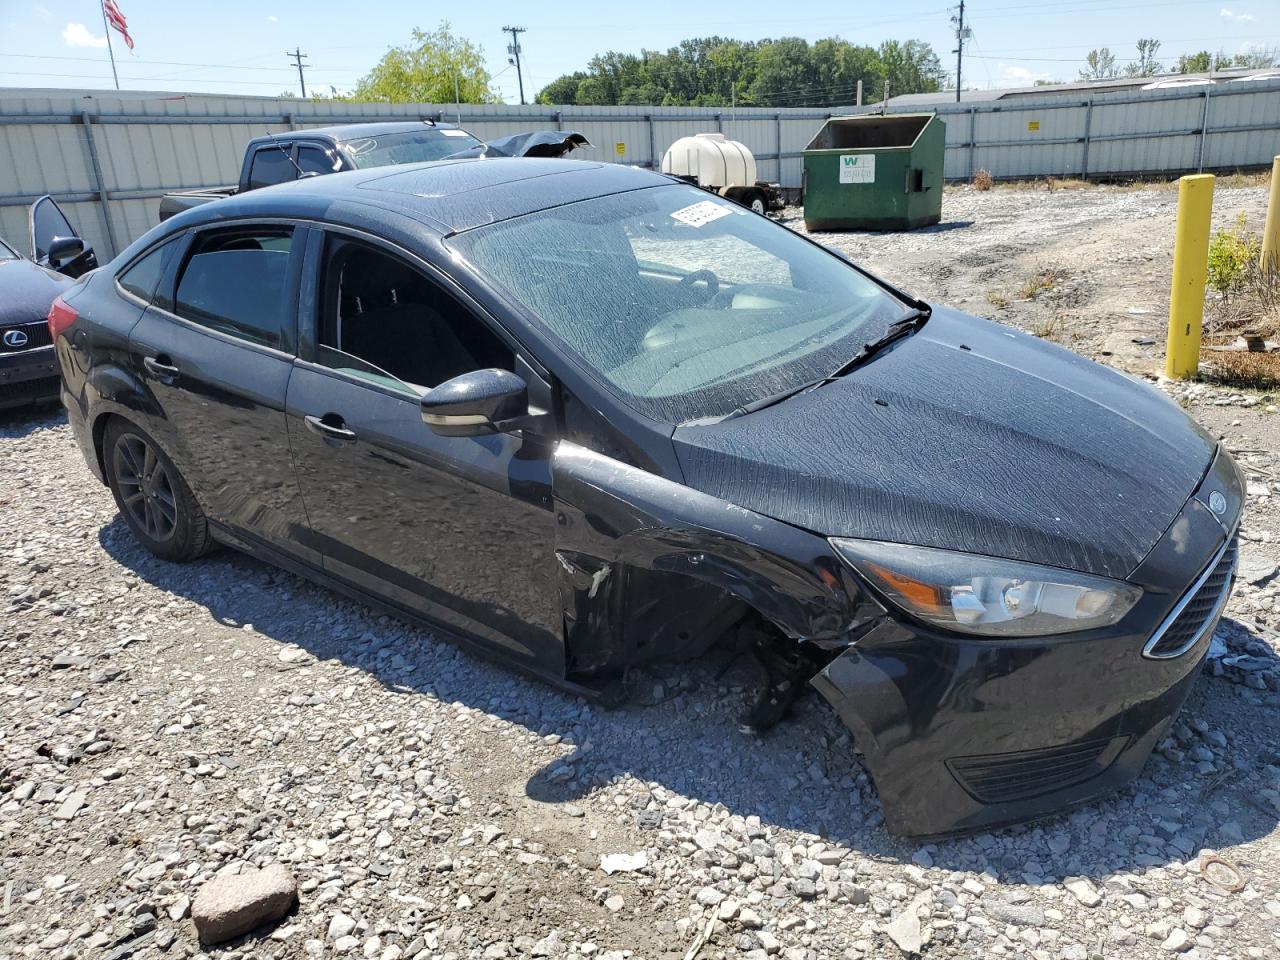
102;0;134;51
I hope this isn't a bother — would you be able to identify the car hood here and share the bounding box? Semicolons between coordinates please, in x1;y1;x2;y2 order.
672;307;1215;580
0;257;70;324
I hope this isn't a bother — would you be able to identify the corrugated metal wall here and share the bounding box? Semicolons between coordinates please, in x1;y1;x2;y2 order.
858;79;1280;183
2;82;1277;260
0;91;838;260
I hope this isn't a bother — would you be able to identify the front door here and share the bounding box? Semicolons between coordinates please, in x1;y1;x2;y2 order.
286;232;561;673
127;223;316;563
29;195;97;278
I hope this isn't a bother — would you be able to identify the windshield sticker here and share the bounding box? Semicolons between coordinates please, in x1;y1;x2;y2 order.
669;200;733;228
439;129;470;137
346;138;377;156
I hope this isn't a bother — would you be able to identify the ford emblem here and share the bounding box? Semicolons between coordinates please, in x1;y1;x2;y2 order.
1208;491;1227;516
2;329;29;348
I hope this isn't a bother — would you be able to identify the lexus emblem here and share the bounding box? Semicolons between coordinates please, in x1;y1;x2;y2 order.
1208;491;1227;516
2;329;29;348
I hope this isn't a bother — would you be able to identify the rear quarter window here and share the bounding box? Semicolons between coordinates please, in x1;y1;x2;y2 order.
116;238;180;306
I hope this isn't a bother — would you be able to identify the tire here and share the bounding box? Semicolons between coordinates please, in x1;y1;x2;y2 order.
103;418;213;562
748;191;767;216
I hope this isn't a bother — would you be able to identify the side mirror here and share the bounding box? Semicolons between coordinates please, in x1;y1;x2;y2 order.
420;368;529;437
46;236;85;264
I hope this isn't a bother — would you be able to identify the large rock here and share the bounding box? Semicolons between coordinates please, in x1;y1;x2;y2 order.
191;863;298;945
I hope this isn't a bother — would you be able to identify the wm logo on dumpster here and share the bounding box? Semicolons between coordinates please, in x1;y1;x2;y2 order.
839;154;876;184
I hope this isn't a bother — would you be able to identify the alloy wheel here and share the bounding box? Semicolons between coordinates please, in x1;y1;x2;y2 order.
112;434;178;542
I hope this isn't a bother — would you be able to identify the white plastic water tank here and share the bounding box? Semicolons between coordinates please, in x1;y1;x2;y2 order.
660;133;757;189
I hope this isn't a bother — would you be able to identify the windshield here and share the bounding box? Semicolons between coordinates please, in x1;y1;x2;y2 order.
448;184;903;422
340;128;483;168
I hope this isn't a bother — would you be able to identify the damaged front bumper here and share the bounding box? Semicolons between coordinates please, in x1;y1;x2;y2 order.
811;617;1212;836
811;449;1242;837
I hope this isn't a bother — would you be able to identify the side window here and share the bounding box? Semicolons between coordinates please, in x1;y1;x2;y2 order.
246;148;295;190
296;146;338;176
31;196;76;261
174;229;293;349
316;236;511;393
117;238;179;305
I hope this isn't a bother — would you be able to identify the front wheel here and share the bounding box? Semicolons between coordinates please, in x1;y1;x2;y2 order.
748;191;767;215
104;419;213;562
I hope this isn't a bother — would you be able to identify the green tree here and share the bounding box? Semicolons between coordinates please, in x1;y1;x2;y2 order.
1123;38;1162;77
351;22;497;104
534;34;944;108
1232;46;1279;69
535;72;586;105
1176;50;1213;73
1078;48;1119;81
876;39;946;99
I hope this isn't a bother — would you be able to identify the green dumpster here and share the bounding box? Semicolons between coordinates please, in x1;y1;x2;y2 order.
802;114;945;231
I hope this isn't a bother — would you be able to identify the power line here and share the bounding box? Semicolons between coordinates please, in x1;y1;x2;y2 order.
287;48;309;98
503;26;527;106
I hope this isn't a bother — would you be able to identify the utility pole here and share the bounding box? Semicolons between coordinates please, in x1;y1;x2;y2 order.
287;48;309;98
503;26;527;105
951;2;970;103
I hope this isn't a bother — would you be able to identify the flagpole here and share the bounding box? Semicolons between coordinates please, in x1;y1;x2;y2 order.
100;1;120;90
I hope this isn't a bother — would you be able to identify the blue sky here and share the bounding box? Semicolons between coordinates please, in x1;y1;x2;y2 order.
0;1;1275;101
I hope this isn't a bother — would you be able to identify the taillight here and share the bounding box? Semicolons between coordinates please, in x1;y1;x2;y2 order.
48;296;78;341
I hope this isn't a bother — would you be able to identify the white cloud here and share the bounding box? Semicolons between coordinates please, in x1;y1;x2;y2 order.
61;22;108;48
1220;8;1255;21
33;5;51;19
267;15;279;22
997;64;1052;87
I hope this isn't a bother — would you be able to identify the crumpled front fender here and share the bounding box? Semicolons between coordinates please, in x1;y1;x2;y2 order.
552;443;882;676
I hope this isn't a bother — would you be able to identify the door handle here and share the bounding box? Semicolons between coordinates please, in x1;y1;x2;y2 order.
304;414;358;445
143;355;179;381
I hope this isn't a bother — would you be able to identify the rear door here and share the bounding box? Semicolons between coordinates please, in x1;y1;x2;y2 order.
285;229;561;672
29;195;97;278
127;222;317;563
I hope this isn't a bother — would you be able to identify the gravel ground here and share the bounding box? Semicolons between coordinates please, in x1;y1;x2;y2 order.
3;184;1280;960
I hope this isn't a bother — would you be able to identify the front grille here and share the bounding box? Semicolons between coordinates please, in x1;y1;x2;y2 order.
0;322;52;353
947;736;1127;804
1144;537;1238;659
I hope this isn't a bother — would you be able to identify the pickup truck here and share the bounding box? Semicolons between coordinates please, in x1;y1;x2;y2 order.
158;122;590;221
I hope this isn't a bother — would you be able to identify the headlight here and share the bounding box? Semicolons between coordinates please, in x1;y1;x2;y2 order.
830;538;1142;637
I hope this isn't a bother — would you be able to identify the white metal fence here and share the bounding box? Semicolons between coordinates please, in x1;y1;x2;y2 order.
1;82;1277;261
856;79;1280;183
0;92;836;260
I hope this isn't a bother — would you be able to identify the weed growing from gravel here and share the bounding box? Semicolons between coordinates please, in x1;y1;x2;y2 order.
1208;213;1261;300
1018;266;1063;300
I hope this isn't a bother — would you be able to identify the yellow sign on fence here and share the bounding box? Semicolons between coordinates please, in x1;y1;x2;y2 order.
1027;120;1041;132
615;142;626;156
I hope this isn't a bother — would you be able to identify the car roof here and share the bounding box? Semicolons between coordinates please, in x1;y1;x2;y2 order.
248;120;471;145
170;157;671;236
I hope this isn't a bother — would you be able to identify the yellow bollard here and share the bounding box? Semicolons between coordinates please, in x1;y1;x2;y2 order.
1166;174;1215;380
1262;156;1280;272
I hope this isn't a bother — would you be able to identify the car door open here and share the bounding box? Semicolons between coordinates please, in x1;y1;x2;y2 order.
29;195;97;278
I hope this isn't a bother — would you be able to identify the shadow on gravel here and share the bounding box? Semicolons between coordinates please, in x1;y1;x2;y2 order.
0;401;64;438
99;516;1280;884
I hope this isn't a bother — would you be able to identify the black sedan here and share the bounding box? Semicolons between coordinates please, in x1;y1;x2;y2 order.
51;159;1241;836
1;196;96;410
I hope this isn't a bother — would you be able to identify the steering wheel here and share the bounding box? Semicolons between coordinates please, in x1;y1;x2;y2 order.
678;269;719;301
